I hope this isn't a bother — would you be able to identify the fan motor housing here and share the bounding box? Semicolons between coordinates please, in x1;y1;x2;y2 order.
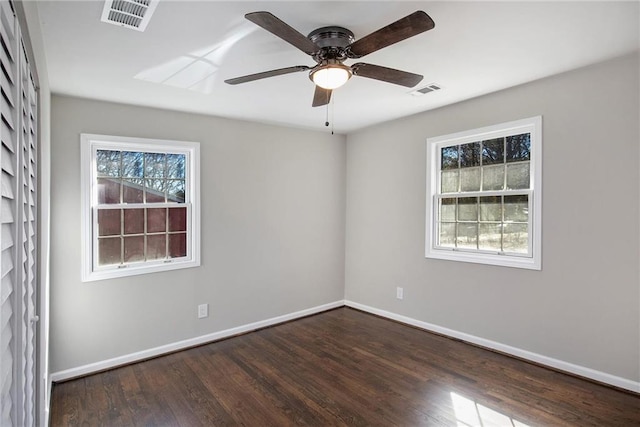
308;26;355;63
308;26;355;48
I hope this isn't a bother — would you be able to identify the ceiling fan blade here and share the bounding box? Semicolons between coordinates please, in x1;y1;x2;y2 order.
312;86;332;107
351;63;423;87
347;11;435;58
245;11;318;55
225;65;311;85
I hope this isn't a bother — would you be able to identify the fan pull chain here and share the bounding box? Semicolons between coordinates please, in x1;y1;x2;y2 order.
325;103;329;128
323;94;336;135
331;94;335;135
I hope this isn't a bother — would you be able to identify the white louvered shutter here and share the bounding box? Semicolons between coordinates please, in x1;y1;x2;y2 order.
0;0;38;425
18;35;37;427
0;1;19;424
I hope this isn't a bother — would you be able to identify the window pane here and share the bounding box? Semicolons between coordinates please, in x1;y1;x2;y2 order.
97;178;121;204
124;236;145;263
440;198;456;221
441;146;458;170
98;237;121;266
503;223;528;253
147;208;166;233
460;142;480;168
457;197;478;221
145;179;166;203
479;224;502;251
123;179;144;203
168;207;187;232
506;162;530;189
441;170;458;193
167;180;185;203
506;133;530;162
96;150;121;177
166;154;186;179
460;168;480;192
145;153;166;178
97;209;121;236
456;223;477;249
426;118;539;267
85;136;199;281
147;234;166;260
482;165;505;191
504;195;528;222
122;151;144;177
169;233;187;258
482;138;504;165
124;209;144;235
479;196;501;222
438;223;456;247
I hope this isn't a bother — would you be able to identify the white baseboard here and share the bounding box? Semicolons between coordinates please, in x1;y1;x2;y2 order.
50;299;640;394
50;300;345;383
345;300;640;393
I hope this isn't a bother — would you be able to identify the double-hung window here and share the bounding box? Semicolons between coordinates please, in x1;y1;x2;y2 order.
426;116;542;270
81;134;200;281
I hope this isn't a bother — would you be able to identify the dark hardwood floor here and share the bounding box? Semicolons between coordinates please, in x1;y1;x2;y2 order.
50;307;639;426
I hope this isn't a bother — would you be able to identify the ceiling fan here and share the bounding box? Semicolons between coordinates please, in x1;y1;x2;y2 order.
224;11;435;107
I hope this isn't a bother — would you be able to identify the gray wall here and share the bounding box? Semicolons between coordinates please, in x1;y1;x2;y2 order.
345;53;640;382
51;53;639;385
50;96;346;372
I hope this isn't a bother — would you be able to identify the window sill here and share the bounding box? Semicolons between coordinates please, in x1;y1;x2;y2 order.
82;258;200;282
425;247;541;270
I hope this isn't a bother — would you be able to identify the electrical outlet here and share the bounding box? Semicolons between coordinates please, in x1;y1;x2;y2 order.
396;287;404;300
197;303;208;319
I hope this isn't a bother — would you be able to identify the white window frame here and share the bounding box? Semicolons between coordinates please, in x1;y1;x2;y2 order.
81;134;201;281
425;116;542;270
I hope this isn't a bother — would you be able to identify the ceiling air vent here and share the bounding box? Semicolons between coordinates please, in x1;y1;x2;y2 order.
411;83;442;96
101;0;159;32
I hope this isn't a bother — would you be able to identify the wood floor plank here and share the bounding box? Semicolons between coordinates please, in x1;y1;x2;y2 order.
50;308;640;426
126;362;181;426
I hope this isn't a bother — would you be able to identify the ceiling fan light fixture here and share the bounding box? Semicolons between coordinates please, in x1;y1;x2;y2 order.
310;64;352;90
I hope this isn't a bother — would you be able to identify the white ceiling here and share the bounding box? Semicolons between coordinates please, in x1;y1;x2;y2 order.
36;1;639;133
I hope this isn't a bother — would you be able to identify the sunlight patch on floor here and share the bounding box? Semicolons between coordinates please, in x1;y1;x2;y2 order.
450;392;530;427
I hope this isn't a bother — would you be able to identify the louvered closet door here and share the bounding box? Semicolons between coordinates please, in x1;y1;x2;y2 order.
18;36;37;427
0;2;19;425
0;0;38;425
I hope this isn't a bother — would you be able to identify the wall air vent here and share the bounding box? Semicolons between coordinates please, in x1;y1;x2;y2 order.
101;0;159;32
410;83;442;96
